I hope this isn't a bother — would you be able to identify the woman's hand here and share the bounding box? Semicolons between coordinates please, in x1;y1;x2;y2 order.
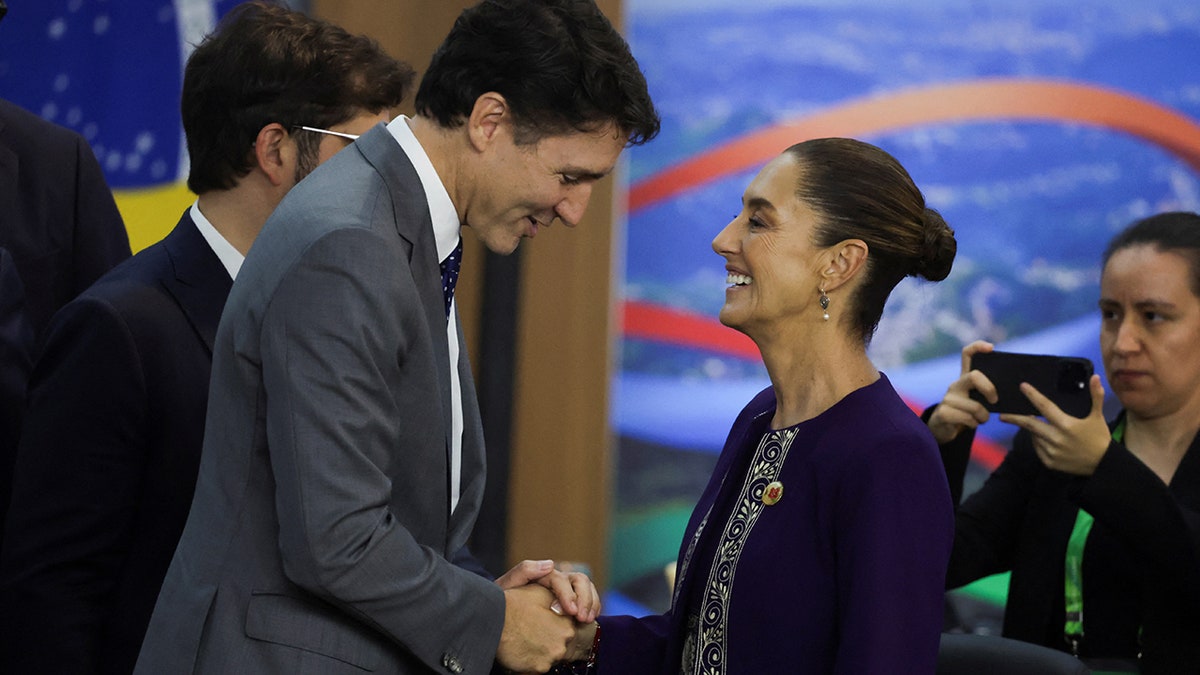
1000;374;1110;476
926;340;997;444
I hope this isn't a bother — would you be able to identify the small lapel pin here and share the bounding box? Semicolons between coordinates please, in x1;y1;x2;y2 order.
762;480;784;506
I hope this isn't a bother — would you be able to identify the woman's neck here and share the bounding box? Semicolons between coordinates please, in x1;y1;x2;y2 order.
1124;411;1199;485
758;328;878;429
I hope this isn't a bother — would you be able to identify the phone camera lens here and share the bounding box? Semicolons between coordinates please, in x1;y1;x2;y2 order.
1058;362;1088;393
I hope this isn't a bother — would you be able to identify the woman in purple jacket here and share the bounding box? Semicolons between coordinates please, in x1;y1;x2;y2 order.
561;138;959;674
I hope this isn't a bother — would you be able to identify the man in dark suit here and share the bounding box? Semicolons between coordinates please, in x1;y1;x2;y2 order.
0;89;131;552
0;96;130;343
135;1;660;673
0;248;33;496
1;0;131;563
0;4;414;674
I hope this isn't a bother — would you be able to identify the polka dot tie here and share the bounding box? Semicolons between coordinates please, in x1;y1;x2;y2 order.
440;239;462;318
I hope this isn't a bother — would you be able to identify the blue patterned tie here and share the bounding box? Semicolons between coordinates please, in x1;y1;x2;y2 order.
440;239;462;318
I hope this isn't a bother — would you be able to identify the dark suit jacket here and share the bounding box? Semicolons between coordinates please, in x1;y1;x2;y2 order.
0;212;231;675
0;98;131;340
0;248;34;518
136;125;504;674
0;97;131;555
935;411;1200;673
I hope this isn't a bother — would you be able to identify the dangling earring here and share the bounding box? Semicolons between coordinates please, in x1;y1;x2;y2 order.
819;288;830;321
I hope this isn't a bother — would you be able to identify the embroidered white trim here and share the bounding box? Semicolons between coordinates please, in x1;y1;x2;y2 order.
684;427;797;675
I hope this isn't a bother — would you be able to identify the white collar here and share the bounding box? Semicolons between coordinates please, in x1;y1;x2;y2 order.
189;201;244;280
386;115;461;261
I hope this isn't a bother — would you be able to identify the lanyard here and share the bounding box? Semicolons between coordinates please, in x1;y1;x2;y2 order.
1063;419;1125;655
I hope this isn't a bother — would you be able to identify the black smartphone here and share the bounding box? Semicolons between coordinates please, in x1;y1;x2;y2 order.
968;351;1095;418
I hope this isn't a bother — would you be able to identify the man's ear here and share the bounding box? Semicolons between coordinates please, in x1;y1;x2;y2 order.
253;123;293;186
819;239;869;293
466;92;509;153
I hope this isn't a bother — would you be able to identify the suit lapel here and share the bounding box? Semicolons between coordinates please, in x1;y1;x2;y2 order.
356;126;447;355
355;126;458;512
160;210;233;354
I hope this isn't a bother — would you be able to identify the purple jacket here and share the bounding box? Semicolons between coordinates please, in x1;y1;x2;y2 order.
599;374;954;674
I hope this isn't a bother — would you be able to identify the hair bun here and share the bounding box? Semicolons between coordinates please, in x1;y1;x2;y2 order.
914;207;956;281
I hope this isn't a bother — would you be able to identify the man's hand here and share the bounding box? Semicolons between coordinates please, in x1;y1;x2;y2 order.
496;583;574;673
495;559;600;623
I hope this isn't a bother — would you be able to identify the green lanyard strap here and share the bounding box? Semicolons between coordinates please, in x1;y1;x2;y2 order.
1063;419;1125;655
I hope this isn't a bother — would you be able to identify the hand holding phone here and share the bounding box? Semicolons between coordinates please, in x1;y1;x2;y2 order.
968;351;1095;418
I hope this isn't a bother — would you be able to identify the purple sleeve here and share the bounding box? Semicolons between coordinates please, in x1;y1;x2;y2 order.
832;428;954;674
592;388;775;675
594;612;674;675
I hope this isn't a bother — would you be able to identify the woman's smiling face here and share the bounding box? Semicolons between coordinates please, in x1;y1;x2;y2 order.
711;153;829;338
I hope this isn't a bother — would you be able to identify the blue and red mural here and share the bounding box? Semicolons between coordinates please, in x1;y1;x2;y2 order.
610;0;1200;618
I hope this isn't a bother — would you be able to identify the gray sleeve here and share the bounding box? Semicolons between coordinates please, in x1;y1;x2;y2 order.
260;226;504;674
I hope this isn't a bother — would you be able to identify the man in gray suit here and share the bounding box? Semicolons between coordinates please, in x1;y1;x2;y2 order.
135;0;659;673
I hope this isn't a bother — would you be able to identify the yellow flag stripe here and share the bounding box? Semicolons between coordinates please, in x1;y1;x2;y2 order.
113;183;196;253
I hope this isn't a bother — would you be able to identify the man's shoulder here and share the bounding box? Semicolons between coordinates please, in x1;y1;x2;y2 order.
86;239;172;292
0;98;84;157
259;161;401;262
296;128;425;224
56;240;187;331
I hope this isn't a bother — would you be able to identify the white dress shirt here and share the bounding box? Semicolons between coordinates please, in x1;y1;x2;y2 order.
385;115;465;514
190;201;244;280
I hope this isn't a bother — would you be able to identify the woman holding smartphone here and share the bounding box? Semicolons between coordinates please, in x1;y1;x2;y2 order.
926;211;1200;673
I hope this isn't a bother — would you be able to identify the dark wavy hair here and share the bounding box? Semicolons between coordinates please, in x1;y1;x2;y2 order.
182;1;415;194
414;0;659;147
785;137;957;344
1103;211;1200;297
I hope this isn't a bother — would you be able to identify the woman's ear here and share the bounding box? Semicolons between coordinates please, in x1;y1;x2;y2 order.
820;239;869;292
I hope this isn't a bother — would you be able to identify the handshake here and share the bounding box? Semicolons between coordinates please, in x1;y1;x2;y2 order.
495;559;603;674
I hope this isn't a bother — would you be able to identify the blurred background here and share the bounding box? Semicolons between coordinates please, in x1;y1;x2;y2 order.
3;0;1199;632
610;0;1200;628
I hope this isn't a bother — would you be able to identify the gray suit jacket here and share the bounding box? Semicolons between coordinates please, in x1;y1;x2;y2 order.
135;126;504;674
